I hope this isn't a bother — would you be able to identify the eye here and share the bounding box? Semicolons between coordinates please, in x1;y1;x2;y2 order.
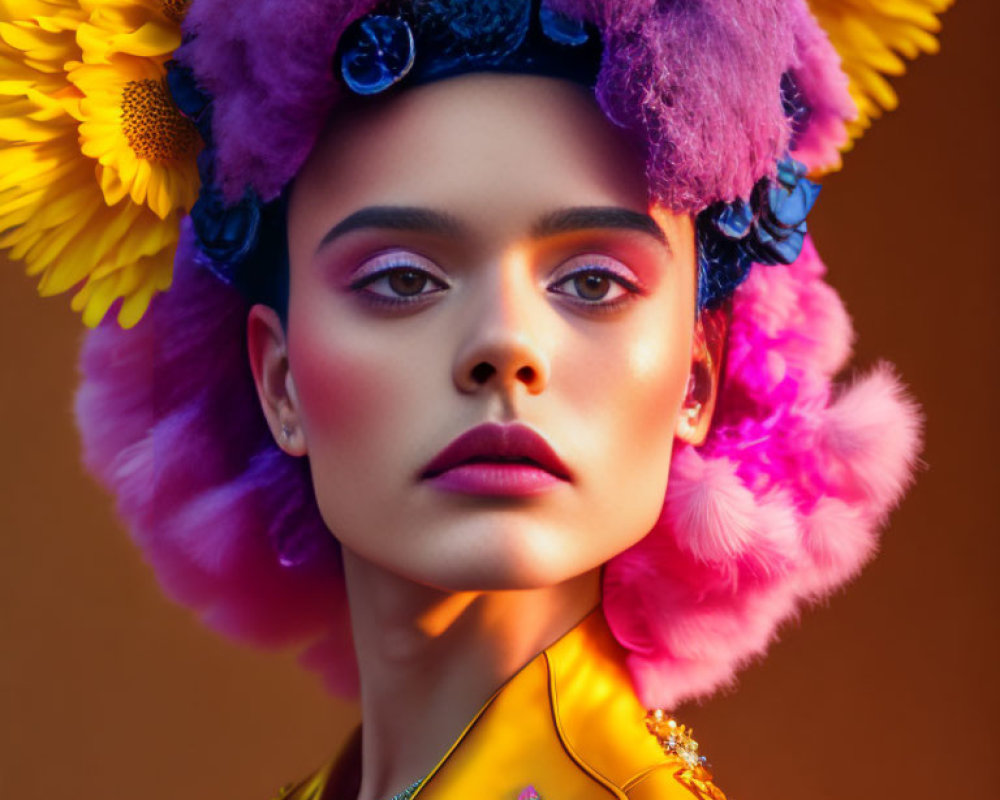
348;251;449;305
554;271;628;302
361;267;442;298
548;254;643;307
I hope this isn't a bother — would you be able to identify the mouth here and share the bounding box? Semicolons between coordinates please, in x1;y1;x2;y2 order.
420;423;572;496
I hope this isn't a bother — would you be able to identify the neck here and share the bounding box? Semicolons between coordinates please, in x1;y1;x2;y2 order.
341;547;601;800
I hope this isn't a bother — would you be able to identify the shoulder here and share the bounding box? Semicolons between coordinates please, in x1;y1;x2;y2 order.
570;707;729;800
544;613;728;800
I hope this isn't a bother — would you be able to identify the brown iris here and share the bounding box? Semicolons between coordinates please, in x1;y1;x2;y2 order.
388;269;429;296
574;273;611;300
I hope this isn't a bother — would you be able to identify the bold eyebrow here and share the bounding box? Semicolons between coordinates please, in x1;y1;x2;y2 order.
531;206;669;249
318;206;466;249
317;204;670;252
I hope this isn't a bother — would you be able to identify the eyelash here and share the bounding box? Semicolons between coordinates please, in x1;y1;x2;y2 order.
347;252;644;312
547;255;644;313
348;252;449;309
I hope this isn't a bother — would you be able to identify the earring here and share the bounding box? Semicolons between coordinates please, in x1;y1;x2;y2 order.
677;353;711;442
676;401;702;440
280;422;293;443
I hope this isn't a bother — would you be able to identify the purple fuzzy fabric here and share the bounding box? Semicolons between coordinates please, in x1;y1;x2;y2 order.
179;0;853;209
76;224;920;706
76;220;358;695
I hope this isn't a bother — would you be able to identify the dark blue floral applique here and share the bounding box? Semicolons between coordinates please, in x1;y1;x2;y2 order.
696;156;820;309
340;15;416;95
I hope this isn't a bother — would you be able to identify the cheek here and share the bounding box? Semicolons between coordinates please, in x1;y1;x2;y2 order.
553;300;693;545
286;318;392;456
624;330;691;419
562;314;692;444
606;329;691;502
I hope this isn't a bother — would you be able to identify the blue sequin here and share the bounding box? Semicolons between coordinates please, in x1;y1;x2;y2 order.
415;0;532;65
695;155;819;309
539;3;590;46
165;60;213;142
708;198;753;239
190;184;262;279
340;15;416;95
776;155;808;189
337;0;599;94
765;178;818;230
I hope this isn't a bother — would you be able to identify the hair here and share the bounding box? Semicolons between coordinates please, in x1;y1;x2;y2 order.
237;193;291;325
75;0;921;708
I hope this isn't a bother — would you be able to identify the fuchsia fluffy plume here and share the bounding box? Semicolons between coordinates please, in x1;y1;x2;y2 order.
603;239;921;706
76;225;920;706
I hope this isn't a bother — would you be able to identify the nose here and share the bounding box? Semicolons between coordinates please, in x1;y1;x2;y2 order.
452;285;550;396
454;336;549;394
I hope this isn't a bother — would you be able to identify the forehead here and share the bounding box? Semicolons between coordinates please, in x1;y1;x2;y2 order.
288;73;650;244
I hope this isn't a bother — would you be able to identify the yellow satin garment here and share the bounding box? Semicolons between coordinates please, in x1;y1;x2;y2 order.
278;609;727;800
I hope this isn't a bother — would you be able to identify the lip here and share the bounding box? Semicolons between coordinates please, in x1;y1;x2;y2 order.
420;423;572;496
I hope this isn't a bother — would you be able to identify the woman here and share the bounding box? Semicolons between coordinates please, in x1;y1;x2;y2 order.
0;1;947;799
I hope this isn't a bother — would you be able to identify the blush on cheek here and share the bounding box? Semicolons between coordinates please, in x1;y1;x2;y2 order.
287;329;388;445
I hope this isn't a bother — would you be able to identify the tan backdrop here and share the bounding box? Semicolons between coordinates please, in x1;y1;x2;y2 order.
2;3;996;798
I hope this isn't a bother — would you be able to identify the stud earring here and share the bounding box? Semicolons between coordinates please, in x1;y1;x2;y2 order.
280;422;293;443
676;402;703;440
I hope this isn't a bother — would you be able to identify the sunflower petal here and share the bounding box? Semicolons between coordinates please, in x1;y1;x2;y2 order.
1;0;193;326
808;0;954;148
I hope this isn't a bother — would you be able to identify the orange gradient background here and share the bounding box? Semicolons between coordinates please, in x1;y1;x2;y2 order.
1;3;997;798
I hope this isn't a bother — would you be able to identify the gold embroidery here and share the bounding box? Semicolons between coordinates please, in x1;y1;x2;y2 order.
645;710;727;800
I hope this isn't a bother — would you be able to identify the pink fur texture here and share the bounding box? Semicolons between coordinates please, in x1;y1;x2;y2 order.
603;239;921;707
785;0;856;171
75;220;359;695
179;0;854;208
75;228;921;706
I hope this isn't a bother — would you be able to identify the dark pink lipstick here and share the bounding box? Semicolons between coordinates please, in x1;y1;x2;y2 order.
420;423;571;496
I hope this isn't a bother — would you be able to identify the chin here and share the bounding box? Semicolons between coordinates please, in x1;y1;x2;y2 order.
399;517;618;592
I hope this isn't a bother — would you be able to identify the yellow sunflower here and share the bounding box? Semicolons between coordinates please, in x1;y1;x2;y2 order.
73;0;198;218
808;0;954;143
0;0;196;328
72;54;199;219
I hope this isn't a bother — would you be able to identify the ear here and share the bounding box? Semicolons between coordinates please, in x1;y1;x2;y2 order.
675;305;729;446
246;304;307;456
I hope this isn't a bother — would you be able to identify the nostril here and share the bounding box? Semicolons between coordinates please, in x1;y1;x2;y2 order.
516;365;536;385
471;362;495;384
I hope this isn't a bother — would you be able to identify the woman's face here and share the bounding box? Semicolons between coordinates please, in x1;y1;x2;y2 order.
255;73;703;590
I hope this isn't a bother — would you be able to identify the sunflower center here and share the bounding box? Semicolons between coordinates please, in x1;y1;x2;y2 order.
120;78;199;161
160;0;191;24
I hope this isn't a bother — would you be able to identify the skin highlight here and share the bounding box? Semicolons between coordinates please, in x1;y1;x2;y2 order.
246;73;722;800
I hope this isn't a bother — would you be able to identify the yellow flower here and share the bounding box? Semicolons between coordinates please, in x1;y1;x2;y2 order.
0;0;196;328
73;0;198;218
72;54;199;219
808;0;954;143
